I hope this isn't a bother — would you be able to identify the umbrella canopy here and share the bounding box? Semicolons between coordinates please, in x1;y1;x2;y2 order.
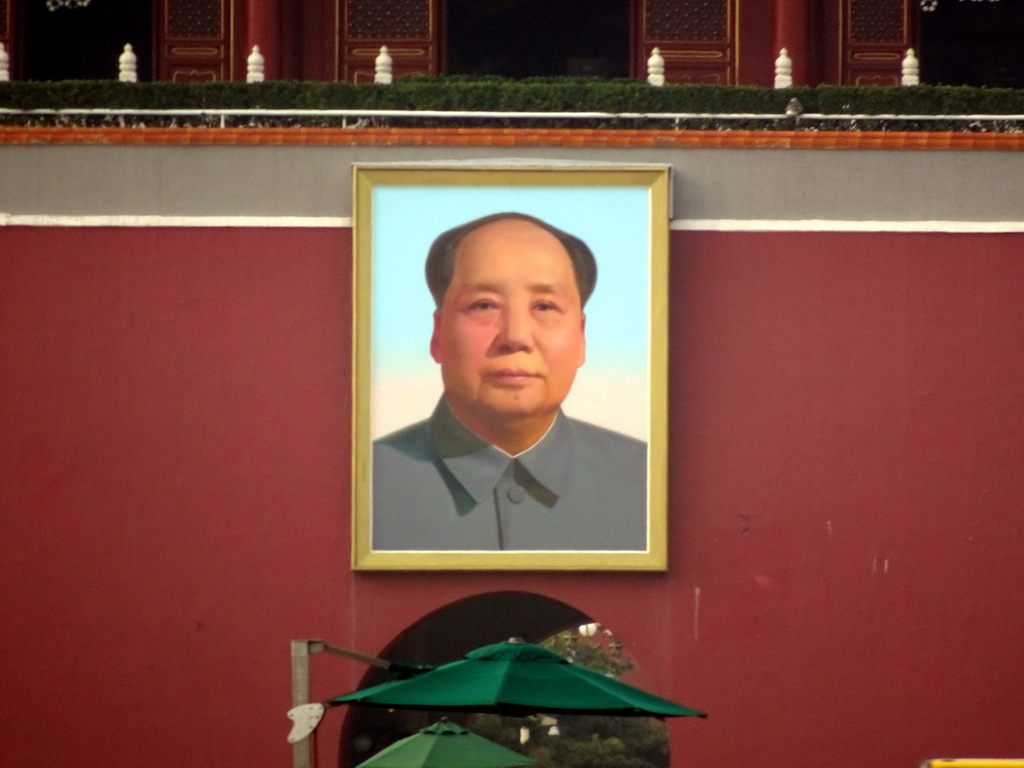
355;719;535;768
330;639;707;718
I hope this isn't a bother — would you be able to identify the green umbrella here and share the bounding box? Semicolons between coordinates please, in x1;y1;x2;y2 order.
355;719;535;768
331;639;707;718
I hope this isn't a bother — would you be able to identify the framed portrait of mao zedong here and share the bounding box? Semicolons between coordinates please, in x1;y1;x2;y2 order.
351;164;669;571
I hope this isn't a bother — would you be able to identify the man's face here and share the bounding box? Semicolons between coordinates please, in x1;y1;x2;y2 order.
430;218;586;445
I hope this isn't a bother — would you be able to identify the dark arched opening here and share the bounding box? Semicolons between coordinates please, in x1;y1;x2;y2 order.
919;1;1024;88
21;0;152;81
337;591;670;768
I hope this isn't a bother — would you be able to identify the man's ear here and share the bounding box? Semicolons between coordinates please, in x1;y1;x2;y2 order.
578;312;586;367
429;310;443;363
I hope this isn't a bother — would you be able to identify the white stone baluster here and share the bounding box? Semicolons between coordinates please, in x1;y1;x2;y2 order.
774;48;793;88
647;47;665;86
0;43;10;82
247;45;265;83
374;46;393;85
901;48;920;86
118;43;137;82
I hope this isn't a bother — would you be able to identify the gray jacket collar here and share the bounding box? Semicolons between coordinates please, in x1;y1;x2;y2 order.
428;397;574;506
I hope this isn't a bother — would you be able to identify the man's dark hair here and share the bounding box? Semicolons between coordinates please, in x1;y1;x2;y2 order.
425;212;598;308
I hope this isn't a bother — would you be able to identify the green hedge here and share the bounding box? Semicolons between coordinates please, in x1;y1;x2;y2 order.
2;79;1023;131
2;78;1024;114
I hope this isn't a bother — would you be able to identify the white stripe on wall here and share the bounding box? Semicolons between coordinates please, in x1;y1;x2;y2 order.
671;219;1024;233
0;214;352;228
2;213;1022;233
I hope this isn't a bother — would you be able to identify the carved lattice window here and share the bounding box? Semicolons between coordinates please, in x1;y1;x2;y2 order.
348;0;430;39
646;0;727;41
850;0;904;42
167;0;222;38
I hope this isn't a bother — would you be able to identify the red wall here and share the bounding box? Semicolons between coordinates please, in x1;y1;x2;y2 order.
1;226;1022;768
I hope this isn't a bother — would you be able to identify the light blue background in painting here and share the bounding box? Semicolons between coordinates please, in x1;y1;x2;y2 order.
370;184;651;440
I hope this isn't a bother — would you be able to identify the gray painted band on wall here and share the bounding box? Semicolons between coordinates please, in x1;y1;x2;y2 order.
1;144;1022;223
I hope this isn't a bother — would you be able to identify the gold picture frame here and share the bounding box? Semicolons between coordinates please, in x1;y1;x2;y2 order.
352;164;670;571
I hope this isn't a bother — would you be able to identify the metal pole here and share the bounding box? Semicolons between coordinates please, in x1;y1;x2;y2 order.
291;640;324;768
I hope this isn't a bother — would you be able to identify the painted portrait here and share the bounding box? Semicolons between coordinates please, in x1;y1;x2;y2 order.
351;165;669;570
